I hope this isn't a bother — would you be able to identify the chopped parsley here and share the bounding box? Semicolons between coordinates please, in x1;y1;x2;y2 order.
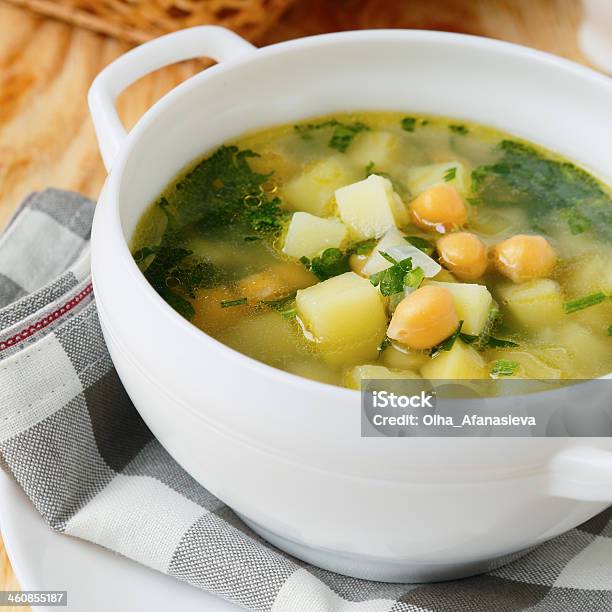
429;321;464;358
608;324;612;336
261;294;298;319
472;140;612;242
490;359;519;378
443;167;457;182
458;332;518;350
401;117;417;132
369;252;414;296
279;305;297;319
458;332;478;345
300;248;351;281
220;297;247;308
133;245;220;320
562;209;592;235
404;267;425;290
161;146;284;236
365;161;375;175
485;336;520;348
133;145;290;319
348;239;378;256
563;291;606;314
295;120;369;153
379;336;392;352
449;124;468;135
404;236;434;255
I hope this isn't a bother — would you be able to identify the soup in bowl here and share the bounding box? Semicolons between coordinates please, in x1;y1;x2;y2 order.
131;112;612;389
90;27;612;582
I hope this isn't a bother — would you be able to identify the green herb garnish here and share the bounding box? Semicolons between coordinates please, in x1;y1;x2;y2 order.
280;305;297;319
459;331;518;350
490;359;519;378
261;294;298;319
160;146;284;236
608;324;612;336
220;297;247;308
244;235;262;242
401;117;417;132
563;291;606;314
132;145;288;319
429;321;464;358
562;209;592;235
485;336;520;348
365;161;375;176
379;336;392;352
443;167;457;182
369;252;414;296
404;236;434;255
133;245;220;320
301;248;351;281
404;267;425;290
348;239;377;256
295;120;369;153
449;124;468;135
472;140;612;242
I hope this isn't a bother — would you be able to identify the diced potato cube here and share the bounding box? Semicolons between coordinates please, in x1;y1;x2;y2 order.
421;340;487;379
282;155;358;216
282;212;348;259
381;343;429;371
563;253;612;296
345;364;421;390
426;281;493;335
347;131;398;169
406;161;470;197
238;262;317;302
555;322;611;367
219;312;298;366
335;174;409;240
361;227;441;277
489;350;562;380
530;346;574;378
496;279;563;330
296;272;388;366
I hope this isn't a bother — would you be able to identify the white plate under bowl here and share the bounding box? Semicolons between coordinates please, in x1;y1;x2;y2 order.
0;471;240;612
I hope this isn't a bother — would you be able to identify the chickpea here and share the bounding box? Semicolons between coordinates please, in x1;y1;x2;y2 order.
238;262;316;301
493;234;557;283
437;232;488;281
192;287;248;332
409;184;468;233
387;285;459;350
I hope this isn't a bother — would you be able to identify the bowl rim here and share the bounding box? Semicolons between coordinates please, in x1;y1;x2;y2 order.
95;28;612;398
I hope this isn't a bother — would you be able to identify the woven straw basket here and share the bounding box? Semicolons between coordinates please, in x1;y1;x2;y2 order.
4;0;297;43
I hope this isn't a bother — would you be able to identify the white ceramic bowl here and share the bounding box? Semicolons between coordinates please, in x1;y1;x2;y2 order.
89;27;612;583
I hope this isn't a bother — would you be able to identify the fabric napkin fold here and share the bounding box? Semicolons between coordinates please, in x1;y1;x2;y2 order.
1;188;612;612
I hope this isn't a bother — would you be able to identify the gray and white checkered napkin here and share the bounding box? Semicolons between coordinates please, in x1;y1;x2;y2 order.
1;189;612;611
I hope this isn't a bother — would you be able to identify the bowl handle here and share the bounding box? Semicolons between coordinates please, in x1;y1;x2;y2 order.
88;26;256;171
549;447;612;502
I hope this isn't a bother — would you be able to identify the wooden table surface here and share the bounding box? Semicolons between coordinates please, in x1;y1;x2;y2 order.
0;0;594;608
